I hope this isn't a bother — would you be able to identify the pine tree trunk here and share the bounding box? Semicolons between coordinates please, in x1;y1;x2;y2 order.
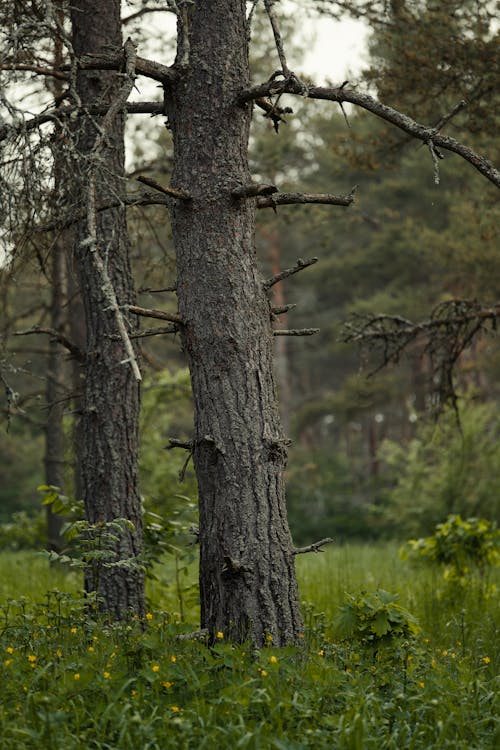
169;0;303;645
69;0;144;618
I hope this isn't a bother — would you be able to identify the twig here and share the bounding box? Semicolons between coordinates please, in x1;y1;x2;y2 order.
264;0;292;77
264;257;318;289
138;285;177;294
293;538;334;555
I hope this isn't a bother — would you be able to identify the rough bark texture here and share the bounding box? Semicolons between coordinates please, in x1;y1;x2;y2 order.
169;0;303;645
70;0;144;618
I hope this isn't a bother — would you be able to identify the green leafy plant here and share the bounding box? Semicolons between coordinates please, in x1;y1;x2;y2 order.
401;514;500;584
335;589;420;646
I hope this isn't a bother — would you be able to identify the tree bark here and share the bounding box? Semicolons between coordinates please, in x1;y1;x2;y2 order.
69;0;144;618
169;0;303;645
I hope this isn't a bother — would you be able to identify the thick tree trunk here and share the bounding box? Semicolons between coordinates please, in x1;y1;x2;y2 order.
69;0;144;618
169;0;303;645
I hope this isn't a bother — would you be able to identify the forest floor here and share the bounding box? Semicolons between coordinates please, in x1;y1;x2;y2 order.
0;543;498;748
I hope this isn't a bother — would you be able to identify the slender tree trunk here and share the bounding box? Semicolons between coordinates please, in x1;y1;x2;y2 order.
169;0;303;645
69;0;144;618
44;229;67;552
44;22;68;553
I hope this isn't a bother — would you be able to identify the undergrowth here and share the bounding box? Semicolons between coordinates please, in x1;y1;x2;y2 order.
0;544;498;749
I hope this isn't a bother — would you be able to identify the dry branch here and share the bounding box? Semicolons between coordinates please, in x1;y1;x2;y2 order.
14;326;85;362
273;328;319;336
136;175;191;201
293;538;334;555
239;81;500;189
128;305;183;325
257;190;355;209
264;257;318;289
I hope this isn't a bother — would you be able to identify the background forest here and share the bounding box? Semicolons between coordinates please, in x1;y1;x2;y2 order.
1;0;499;549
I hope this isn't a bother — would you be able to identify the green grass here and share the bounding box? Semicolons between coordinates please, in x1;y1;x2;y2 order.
0;545;499;748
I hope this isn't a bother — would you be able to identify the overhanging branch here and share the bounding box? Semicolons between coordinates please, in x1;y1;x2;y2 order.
239;82;500;189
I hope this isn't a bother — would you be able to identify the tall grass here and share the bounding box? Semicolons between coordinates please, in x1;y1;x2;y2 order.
0;545;498;748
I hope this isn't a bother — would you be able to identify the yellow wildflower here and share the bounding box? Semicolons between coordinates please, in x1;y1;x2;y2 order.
260;669;268;677
418;681;425;688
265;633;273;643
152;664;160;673
317;650;325;657
216;631;224;640
162;681;173;689
145;612;153;621
70;627;78;634
4;659;12;667
6;647;14;654
27;655;36;663
269;655;278;664
170;655;177;663
73;673;80;681
103;671;111;679
56;649;62;658
88;646;94;653
131;690;138;698
483;656;491;664
171;706;180;713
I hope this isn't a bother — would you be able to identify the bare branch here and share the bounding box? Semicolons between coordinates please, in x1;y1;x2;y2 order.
128;305;183;325
166;438;193;450
273;328;319;336
122;6;176;24
271;304;296;315
263;0;292;77
35;191;171;234
293;538;334;555
68;52;177;85
82;38;143;383
342;300;500;411
257;189;356;209
0;63;68;80
14;326;85;362
232;182;278;199
136;175;191;201
239;82;500;188
264;257;318;289
129;325;177;338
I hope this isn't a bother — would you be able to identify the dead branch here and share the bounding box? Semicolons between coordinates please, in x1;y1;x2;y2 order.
263;0;292;77
166;438;193;450
82;38;142;383
293;537;334;555
128;305;183;325
342;300;500;410
136;175;191;201
264;257;318;289
273;328;319;336
67;52;177;85
14;326;85;362
0;63;68;80
257;189;356;209
232;182;278;199
239;81;500;189
271;304;296;315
